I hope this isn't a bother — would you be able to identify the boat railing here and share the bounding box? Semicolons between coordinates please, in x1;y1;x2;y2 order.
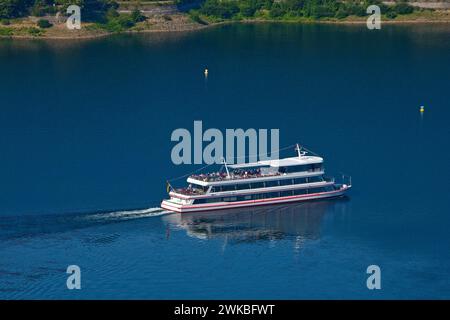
189;168;324;183
174;188;206;195
340;174;352;187
189;171;282;183
324;176;335;183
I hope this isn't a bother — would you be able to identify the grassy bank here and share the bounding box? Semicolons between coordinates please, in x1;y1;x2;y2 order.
0;11;203;39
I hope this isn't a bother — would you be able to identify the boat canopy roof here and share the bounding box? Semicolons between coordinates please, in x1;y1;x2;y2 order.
228;156;323;169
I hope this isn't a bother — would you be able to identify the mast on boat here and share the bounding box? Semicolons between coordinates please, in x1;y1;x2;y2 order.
222;157;231;179
295;143;303;158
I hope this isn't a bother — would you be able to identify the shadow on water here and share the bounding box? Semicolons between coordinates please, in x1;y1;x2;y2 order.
163;197;350;243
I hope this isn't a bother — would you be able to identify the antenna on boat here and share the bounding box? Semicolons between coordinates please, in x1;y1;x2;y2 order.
295;143;302;158
295;143;307;158
221;157;231;179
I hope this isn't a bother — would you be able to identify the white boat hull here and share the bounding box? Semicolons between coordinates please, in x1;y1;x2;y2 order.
161;185;350;213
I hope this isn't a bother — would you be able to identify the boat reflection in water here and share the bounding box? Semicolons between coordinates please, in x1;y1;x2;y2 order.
162;198;350;244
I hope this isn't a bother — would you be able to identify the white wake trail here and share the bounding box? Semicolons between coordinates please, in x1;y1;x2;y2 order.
84;207;174;221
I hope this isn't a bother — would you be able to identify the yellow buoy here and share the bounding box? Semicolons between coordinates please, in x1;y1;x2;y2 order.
204;68;208;77
420;106;425;113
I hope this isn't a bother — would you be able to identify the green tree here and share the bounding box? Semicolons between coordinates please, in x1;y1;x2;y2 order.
393;2;414;15
239;1;257;17
200;0;239;19
189;10;208;24
0;0;30;18
37;18;52;27
104;13;135;32
269;3;285;18
386;11;397;19
284;0;305;12
335;7;348;19
342;0;366;17
131;8;145;23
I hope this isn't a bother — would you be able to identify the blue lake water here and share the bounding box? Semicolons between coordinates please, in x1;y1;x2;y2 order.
0;23;449;299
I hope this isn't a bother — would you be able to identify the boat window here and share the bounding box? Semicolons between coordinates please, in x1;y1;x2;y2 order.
222;185;236;192
236;184;251;190
284;164;323;173
264;192;280;199
265;180;280;187
211;186;218;192
251;182;264;189
308;176;322;183
222;197;237;202
294;189;307;195
281;190;293;197
308;187;327;194
294;178;307;184
194;198;220;204
281;164;304;173
280;179;293;186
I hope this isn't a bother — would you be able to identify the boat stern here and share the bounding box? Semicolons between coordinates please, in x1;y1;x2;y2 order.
161;199;183;213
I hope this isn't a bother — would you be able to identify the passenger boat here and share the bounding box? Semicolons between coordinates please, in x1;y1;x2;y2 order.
161;144;351;213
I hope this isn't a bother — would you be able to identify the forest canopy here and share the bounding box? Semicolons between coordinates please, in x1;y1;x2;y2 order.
0;0;418;21
0;0;118;20
180;0;417;20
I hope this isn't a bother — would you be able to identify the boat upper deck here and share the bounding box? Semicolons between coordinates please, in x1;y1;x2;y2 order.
188;168;281;184
186;156;324;186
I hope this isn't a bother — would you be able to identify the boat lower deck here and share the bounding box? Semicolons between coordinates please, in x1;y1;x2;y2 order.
161;185;350;213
